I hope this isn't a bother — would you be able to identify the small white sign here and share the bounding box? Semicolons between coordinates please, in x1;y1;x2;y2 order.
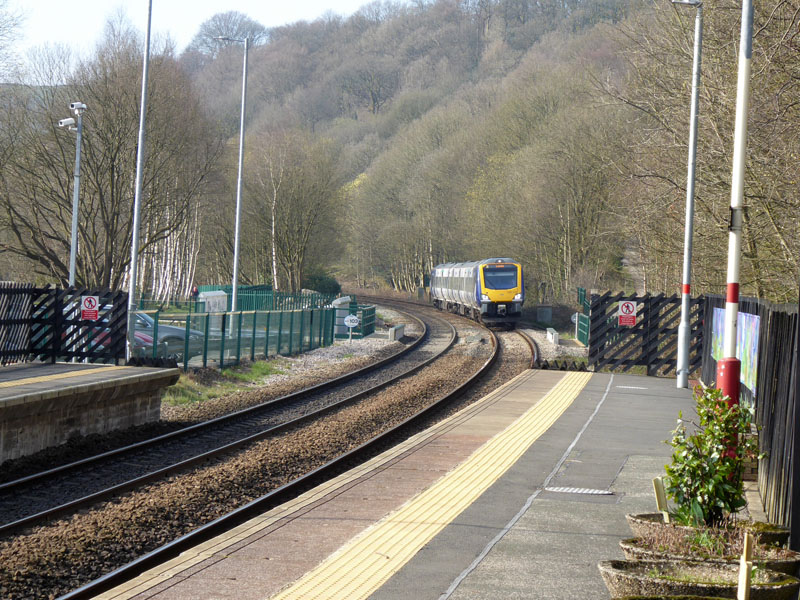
343;314;360;328
81;295;99;321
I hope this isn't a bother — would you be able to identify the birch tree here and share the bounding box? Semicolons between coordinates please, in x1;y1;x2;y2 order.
0;18;221;293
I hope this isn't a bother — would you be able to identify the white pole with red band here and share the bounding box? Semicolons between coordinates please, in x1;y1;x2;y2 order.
716;0;753;406
675;0;704;389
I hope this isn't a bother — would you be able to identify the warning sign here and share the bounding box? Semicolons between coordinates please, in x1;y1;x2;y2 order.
81;295;99;321
617;300;636;327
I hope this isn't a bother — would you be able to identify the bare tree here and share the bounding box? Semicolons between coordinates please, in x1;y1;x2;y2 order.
250;130;343;292
0;18;222;293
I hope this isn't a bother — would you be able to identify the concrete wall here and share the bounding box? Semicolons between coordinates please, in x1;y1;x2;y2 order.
1;368;179;463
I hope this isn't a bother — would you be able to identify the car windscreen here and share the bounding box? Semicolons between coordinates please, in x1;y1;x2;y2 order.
482;265;518;290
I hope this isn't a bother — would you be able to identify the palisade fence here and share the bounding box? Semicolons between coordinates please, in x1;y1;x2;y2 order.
137;307;338;372
699;294;799;536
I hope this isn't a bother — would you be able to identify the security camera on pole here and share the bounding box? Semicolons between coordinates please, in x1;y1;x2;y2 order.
717;0;753;407
59;101;87;287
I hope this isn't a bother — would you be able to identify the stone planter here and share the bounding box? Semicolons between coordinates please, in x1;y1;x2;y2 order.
620;537;800;577
625;512;791;547
618;597;728;600
598;559;800;600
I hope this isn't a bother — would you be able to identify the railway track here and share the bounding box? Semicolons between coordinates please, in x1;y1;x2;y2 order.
1;301;537;600
0;310;444;534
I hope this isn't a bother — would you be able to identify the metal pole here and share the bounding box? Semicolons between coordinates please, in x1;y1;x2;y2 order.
676;1;704;388
791;283;800;550
68;110;83;287
231;38;249;313
717;0;753;406
126;0;152;360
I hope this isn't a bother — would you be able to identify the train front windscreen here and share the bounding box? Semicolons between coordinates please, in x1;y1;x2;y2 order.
482;264;518;290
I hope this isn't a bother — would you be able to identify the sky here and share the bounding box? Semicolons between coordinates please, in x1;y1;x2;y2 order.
10;0;371;57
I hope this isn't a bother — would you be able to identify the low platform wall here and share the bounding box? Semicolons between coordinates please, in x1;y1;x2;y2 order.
1;365;180;463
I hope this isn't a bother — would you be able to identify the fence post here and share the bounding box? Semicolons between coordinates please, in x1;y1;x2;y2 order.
251;311;257;361
299;310;306;353
278;311;284;355
264;311;271;357
288;311;295;355
220;313;227;369
203;314;210;368
236;311;243;365
183;317;190;372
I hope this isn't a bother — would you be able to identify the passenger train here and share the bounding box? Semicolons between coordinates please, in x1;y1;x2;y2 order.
430;258;524;327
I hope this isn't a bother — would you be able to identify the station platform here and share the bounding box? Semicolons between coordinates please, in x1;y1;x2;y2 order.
97;369;701;600
0;362;179;462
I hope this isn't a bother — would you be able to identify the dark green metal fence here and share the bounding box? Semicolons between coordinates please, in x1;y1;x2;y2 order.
134;306;336;371
333;302;376;339
137;289;337;313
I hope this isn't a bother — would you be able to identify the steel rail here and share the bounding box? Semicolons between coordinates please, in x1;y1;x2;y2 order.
58;323;498;600
515;328;540;369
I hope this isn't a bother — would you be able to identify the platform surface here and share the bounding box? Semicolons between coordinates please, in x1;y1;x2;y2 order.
0;362;178;407
96;370;698;600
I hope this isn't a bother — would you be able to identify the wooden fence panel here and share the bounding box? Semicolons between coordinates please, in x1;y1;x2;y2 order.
0;282;34;365
588;292;704;376
0;285;127;365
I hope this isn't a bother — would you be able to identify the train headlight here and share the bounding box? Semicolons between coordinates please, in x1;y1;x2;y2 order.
514;293;523;301
481;294;490;302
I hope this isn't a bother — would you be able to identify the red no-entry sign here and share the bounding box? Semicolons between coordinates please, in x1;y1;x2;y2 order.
618;300;636;327
81;295;99;321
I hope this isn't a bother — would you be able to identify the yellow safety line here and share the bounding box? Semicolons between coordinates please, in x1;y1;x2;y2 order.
95;371;541;600
271;371;592;600
0;365;130;389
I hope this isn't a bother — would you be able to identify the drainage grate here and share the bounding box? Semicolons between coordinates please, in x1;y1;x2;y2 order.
545;487;613;495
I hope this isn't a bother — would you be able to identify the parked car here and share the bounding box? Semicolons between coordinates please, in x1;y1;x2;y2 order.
133;312;204;361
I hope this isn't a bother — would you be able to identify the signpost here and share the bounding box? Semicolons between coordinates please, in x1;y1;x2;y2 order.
344;314;360;343
618;300;636;327
81;295;99;321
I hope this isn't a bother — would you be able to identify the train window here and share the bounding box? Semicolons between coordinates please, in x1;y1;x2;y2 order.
483;265;518;290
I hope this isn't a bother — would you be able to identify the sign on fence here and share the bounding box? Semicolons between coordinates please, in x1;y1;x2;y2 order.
81;295;99;321
617;300;636;327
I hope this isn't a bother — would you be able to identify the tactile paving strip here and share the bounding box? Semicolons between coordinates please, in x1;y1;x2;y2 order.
270;371;592;600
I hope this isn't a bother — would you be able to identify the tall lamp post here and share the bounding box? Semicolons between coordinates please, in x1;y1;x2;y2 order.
58;102;87;287
127;0;152;360
216;36;250;313
673;0;704;388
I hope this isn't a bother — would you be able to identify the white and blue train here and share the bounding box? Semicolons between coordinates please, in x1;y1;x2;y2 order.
430;258;524;327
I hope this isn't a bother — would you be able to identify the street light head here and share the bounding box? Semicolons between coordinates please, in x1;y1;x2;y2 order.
672;0;702;6
58;117;75;128
214;36;247;43
69;102;87;114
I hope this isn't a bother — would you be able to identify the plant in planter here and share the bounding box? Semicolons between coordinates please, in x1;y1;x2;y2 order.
664;385;761;527
618;522;800;576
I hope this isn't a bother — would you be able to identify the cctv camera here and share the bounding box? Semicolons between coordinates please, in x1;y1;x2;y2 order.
69;102;87;112
58;118;75;128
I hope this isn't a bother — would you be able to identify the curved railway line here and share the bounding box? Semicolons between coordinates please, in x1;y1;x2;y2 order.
0;301;539;600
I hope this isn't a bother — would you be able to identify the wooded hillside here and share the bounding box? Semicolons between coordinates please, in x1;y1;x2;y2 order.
0;0;797;303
